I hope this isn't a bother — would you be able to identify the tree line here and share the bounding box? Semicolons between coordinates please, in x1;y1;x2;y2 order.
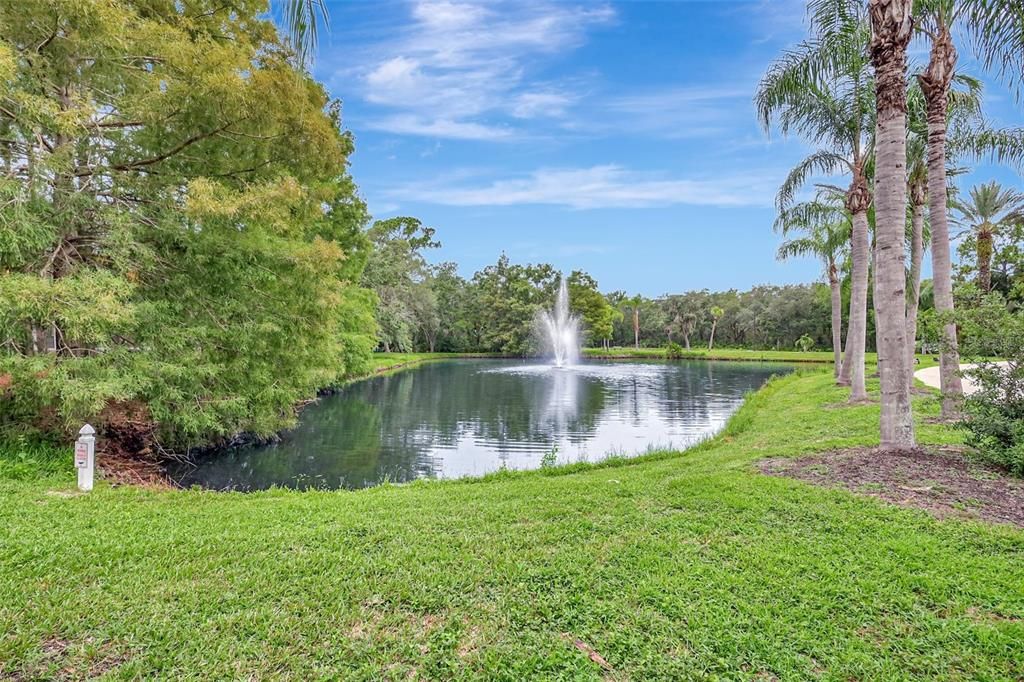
357;217;852;356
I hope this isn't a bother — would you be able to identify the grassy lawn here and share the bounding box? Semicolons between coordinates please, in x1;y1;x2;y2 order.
584;345;845;363
584;346;948;372
2;367;1023;679
369;352;506;373
585;345;914;366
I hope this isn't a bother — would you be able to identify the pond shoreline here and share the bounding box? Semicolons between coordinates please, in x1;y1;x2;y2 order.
584;351;832;364
169;352;790;491
81;351;807;489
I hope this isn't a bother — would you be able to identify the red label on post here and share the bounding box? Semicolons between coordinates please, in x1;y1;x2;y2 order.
74;442;88;468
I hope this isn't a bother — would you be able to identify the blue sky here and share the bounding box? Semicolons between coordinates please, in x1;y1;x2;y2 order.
310;0;1023;296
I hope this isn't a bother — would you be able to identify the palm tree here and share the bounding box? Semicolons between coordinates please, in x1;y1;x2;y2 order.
628;295;643;349
680;312;698;350
281;0;329;62
905;72;980;389
796;334;817;353
905;130;929;385
952;182;1024;292
776;194;851;377
869;0;916;448
757;0;873;402
913;0;1024;418
707;306;725;351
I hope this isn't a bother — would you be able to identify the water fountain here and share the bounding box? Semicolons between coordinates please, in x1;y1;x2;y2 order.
538;278;581;367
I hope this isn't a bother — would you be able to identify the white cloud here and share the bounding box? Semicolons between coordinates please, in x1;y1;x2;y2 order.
387;165;779;209
601;86;755;139
365;56;421;93
352;1;614;138
364;115;514;141
411;1;488;31
371;202;400;216
511;91;575;119
609;86;751;112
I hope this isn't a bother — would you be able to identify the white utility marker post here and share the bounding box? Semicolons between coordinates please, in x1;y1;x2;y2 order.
75;424;96;492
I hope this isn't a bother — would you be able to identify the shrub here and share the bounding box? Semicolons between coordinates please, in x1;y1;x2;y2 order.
540;445;559;469
665;342;685;360
960;360;1024;475
795;334;815;352
958;305;1024;475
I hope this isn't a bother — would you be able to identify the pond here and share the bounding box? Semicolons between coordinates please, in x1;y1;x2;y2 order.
171;359;792;491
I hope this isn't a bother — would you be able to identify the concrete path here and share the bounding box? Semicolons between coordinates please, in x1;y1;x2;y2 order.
914;362;1008;396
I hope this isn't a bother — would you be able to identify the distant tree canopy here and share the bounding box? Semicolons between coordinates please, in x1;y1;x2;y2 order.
366;249;847;357
361;217;439;353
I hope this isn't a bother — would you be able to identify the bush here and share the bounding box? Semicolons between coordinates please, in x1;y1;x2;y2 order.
795;334;815;352
958;305;1024;475
960;361;1024;475
665;342;685;360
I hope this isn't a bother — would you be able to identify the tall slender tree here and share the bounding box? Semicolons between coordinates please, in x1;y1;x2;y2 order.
757;0;874;401
905;131;929;386
776;195;852;376
680;312;698;350
914;0;1024;418
905;71;982;388
707;306;725;351
869;0;916;448
629;295;643;349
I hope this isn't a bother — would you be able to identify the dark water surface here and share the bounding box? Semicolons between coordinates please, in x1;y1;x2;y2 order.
172;359;792;491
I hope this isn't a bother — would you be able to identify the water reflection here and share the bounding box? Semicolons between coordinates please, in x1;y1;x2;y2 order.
171;359;790;491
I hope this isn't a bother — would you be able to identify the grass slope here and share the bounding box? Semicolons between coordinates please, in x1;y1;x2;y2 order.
582;346;935;368
368;352;503;372
2;369;1022;680
584;346;846;363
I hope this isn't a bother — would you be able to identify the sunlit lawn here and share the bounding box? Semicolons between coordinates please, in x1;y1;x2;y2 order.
1;366;1021;679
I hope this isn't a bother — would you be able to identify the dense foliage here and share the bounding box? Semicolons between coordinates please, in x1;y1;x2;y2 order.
957;291;1024;473
0;1;376;450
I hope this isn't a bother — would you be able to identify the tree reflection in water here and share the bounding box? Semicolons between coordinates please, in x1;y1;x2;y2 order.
172;359;790;490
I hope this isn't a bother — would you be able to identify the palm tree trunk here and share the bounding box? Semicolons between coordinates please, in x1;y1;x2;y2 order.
977;226;993;292
870;0;916;448
708;320;717;351
871;231;879;359
918;21;963;419
829;264;843;379
905;199;925;389
633;308;640;349
840;200;870;402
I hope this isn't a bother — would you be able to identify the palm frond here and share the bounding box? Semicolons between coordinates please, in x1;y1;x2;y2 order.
755;6;872;139
949;126;1024;170
281;0;330;63
777;150;853;210
964;0;1024;97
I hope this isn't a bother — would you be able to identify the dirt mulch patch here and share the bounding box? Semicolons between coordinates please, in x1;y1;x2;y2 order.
98;450;173;488
759;447;1024;528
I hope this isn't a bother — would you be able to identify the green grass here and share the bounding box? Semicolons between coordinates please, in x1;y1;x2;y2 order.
369;352;505;373
375;348;943;370
2;368;1022;679
585;346;945;370
584;345;845;363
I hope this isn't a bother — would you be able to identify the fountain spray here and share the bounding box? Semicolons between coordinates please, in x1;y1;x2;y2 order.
538;278;581;367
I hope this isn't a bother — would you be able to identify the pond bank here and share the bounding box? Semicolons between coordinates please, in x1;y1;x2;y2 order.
3;368;1022;679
